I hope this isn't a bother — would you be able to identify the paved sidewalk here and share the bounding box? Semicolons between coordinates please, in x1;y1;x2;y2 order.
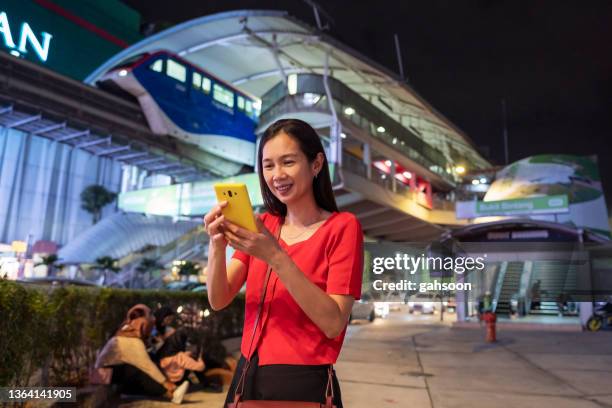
120;312;612;407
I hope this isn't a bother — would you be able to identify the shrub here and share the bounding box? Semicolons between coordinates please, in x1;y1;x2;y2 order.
0;280;244;387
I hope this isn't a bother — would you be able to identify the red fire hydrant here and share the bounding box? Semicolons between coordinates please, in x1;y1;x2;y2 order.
483;311;497;343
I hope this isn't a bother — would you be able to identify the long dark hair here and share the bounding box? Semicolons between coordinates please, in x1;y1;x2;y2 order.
258;119;338;216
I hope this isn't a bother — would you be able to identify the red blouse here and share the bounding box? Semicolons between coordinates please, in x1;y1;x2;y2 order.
232;211;363;365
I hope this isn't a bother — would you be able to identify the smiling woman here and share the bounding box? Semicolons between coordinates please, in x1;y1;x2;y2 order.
203;119;363;408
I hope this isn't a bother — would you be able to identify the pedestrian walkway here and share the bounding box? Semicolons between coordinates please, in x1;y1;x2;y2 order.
338;314;612;408
120;312;612;407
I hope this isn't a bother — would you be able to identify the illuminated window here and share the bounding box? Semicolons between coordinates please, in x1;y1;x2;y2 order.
213;84;234;108
237;96;245;110
287;73;298;95
149;59;163;72
245;100;252;113
166;59;186;82
192;71;202;88
202;77;211;93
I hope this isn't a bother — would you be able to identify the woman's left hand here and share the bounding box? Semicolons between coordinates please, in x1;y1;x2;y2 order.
222;217;282;264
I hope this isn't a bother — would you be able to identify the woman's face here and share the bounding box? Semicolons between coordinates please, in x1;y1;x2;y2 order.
261;132;322;207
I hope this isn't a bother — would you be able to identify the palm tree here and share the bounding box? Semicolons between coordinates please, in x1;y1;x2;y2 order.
80;185;117;224
135;258;162;287
94;256;120;286
177;261;200;281
34;254;61;277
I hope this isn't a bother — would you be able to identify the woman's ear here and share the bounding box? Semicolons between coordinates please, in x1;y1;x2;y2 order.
313;152;324;175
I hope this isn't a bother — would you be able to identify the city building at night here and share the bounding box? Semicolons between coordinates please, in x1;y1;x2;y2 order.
0;8;609;330
2;4;612;406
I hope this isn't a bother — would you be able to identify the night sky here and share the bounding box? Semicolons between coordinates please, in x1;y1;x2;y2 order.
122;0;612;208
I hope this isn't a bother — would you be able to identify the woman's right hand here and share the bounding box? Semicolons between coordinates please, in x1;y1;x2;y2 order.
203;201;228;249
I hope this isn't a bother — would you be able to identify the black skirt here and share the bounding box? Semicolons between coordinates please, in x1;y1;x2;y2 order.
224;353;343;407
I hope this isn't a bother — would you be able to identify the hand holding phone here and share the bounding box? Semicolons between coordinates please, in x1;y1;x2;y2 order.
203;201;229;248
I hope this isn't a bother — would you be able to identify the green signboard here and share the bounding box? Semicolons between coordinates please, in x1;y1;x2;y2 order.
0;0;141;80
456;194;569;219
476;195;568;216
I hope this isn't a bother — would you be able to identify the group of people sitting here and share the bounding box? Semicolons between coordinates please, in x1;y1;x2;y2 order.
92;303;229;404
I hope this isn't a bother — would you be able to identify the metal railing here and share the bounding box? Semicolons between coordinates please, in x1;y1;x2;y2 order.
341;151;368;178
341;150;459;212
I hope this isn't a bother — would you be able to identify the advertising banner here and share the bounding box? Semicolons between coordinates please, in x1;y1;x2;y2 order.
118;173;263;217
456;155;611;239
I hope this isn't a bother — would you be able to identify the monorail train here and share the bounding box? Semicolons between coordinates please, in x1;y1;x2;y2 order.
97;50;259;166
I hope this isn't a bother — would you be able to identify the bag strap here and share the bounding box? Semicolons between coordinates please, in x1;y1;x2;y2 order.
233;218;283;402
324;366;335;407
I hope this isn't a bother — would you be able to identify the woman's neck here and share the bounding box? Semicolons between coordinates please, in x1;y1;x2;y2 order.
284;199;327;227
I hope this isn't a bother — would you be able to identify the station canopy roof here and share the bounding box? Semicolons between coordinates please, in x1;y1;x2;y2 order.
86;10;486;164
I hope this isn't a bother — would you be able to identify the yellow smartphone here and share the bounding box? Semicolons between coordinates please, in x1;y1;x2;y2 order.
213;183;258;232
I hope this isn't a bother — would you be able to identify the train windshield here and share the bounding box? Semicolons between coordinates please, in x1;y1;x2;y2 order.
112;53;147;70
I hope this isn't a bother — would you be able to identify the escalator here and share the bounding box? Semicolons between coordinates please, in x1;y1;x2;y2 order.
529;260;578;316
495;262;524;315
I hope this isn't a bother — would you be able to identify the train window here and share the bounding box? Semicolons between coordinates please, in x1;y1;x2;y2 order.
213;84;234;108
166;59;186;82
192;72;202;88
149;59;163;73
202;77;211;93
237;96;245;110
245;100;252;113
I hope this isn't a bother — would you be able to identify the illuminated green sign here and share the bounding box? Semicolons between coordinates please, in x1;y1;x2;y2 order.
456;194;569;219
476;195;568;216
0;11;52;61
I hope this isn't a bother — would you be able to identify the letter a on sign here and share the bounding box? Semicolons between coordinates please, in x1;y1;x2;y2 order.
0;12;16;48
18;22;52;61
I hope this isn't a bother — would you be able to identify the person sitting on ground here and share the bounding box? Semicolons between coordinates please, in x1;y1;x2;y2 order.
152;305;237;391
151;306;178;353
156;327;206;384
92;304;190;404
197;335;237;391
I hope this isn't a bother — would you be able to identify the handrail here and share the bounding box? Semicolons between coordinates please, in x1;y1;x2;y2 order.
492;262;508;313
341;150;456;212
